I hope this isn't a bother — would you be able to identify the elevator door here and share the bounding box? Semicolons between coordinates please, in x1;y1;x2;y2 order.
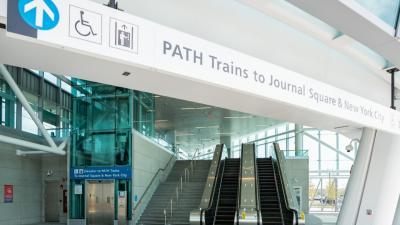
86;180;115;225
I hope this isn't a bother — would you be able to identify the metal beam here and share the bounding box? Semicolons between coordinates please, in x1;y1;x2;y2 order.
0;134;65;155
0;64;58;149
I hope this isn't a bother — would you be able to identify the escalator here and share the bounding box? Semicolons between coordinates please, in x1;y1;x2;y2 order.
258;158;285;224
257;143;298;225
213;158;240;225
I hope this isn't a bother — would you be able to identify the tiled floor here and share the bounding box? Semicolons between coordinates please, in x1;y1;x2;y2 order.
306;213;339;225
27;214;338;225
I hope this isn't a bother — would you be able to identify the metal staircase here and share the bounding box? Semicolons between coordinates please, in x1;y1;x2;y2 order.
138;160;211;225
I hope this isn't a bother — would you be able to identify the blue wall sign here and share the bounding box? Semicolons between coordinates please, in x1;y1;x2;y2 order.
18;0;60;30
71;166;132;180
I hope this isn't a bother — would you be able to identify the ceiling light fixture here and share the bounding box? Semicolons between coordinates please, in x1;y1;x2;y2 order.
176;133;195;137
155;120;168;123
224;116;253;119
195;125;219;129
181;106;212;110
201;138;213;141
216;132;234;135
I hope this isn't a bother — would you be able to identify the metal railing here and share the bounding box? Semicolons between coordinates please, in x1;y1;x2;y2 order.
272;143;299;225
163;147;202;225
133;155;176;223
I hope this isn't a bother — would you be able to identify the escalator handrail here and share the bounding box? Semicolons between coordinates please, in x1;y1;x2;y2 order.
253;143;262;225
212;160;227;225
201;144;225;225
273;143;299;225
271;154;286;225
235;144;244;224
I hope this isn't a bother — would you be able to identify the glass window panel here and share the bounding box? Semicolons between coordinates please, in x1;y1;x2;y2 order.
44;72;58;85
320;131;337;147
267;128;275;137
61;81;72;93
304;135;319;171
257;144;266;158
356;0;400;27
21;107;38;134
338;155;353;172
90;133;115;166
249;134;255;142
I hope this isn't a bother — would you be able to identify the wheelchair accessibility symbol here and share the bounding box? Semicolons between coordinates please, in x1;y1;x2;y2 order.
69;5;102;44
75;11;97;37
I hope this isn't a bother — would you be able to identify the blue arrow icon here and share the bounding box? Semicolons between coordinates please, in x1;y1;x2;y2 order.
18;0;60;30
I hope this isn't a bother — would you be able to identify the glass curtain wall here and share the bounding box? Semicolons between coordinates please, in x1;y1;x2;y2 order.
0;65;71;136
70;79;134;220
195;123;356;213
69;79;166;220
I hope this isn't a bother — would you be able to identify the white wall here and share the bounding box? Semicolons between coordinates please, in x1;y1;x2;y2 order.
0;144;42;225
132;131;174;205
356;131;400;225
0;142;67;225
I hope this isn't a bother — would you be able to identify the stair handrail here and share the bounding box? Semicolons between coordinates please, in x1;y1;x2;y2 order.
273;143;299;225
133;155;176;220
165;147;203;224
212;160;227;225
190;147;202;174
198;144;226;224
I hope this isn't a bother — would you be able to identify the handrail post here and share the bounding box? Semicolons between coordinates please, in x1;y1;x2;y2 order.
170;199;173;222
181;176;183;192
164;209;167;225
176;187;179;202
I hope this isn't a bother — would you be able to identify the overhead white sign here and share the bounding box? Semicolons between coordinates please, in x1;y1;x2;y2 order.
6;0;400;135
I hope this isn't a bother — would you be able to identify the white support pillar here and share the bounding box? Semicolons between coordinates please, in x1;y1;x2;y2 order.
355;131;400;225
393;196;400;225
294;124;303;155
0;64;58;149
337;128;376;225
0;134;65;155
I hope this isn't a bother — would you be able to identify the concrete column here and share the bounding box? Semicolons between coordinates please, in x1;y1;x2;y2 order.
294;124;303;156
337;128;376;225
220;135;231;158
